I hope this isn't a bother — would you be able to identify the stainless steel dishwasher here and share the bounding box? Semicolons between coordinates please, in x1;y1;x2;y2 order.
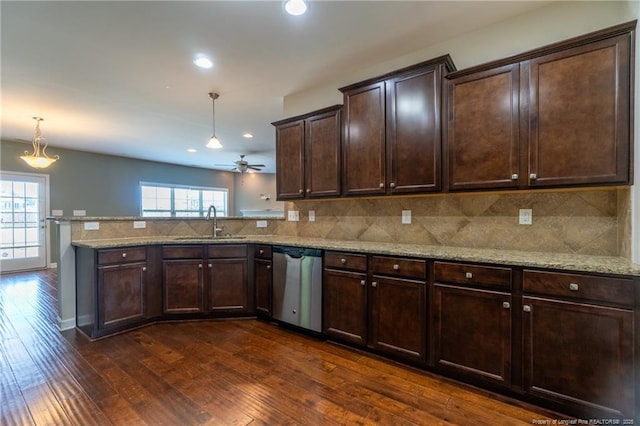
272;246;322;332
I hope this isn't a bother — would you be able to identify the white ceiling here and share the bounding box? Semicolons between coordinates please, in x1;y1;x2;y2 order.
2;1;549;173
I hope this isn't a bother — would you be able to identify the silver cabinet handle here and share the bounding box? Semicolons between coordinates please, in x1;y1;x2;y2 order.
122;252;127;258
393;264;399;271
341;258;347;264
259;249;264;254
569;283;579;291
523;305;531;312
465;272;473;279
511;174;518;180
371;281;377;288
389;182;396;188
306;188;311;193
142;266;147;272
379;183;384;188
529;173;537;180
198;264;203;269
298;189;303;194
208;263;212;268
360;280;366;286
503;302;510;309
266;265;271;270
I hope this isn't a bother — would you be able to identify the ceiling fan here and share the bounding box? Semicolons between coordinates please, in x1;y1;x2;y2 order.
216;155;265;173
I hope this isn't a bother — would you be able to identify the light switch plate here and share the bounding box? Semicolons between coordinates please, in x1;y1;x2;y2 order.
256;220;268;228
308;210;316;222
287;210;299;222
51;209;63;216
519;209;533;225
73;210;86;216
402;210;412;224
133;221;146;229
83;222;99;231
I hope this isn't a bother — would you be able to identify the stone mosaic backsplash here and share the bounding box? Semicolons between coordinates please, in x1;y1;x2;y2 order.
71;188;631;258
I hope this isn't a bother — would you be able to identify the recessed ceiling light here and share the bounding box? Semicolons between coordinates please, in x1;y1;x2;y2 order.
284;0;307;16
193;55;213;69
187;148;197;153
243;133;254;138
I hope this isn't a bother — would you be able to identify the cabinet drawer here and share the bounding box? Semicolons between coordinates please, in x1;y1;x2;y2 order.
208;244;247;258
370;256;426;279
435;262;512;290
254;244;272;260
324;251;367;272
98;247;146;265
523;270;634;306
162;245;203;259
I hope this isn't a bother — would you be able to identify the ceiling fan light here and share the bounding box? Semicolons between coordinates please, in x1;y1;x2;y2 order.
285;0;307;16
206;135;223;149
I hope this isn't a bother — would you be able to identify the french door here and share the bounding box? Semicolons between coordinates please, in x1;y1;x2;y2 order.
0;172;48;272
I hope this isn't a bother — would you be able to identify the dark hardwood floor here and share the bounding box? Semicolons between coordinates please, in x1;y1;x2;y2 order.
0;269;556;425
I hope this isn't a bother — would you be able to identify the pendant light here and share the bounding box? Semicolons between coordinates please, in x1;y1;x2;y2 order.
206;92;223;149
20;117;60;168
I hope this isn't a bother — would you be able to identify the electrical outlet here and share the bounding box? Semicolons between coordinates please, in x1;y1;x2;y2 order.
402;210;412;224
133;221;146;229
256;220;268;228
83;222;100;230
73;209;86;216
308;210;316;222
51;209;63;216
287;210;299;222
519;209;533;225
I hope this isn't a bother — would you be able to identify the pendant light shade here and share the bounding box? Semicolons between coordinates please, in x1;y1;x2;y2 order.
206;92;223;149
20;117;60;168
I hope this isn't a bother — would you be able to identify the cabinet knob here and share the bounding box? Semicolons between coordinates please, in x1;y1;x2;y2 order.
360;280;366;286
371;281;377;288
122;252;127;258
511;174;518;180
208;263;212;268
465;272;473;279
389;182;396;188
523;305;531;312
142;267;147;272
393;264;399;271
529;173;537;180
292;309;297;314
198;264;203;269
266;265;271;270
379;183;384;189
306;188;311;193
298;189;303;194
503;302;510;309
340;258;346;264
569;283;579;291
259;249;264;254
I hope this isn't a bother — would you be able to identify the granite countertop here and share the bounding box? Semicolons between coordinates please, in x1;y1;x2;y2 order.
72;235;640;277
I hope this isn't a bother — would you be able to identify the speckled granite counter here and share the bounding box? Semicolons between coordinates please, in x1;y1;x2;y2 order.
72;235;640;277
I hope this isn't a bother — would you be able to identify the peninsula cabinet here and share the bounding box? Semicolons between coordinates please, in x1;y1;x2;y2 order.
340;55;455;196
323;251;427;364
273;105;342;200
254;244;273;316
207;244;250;315
431;262;513;388
446;21;634;191
162;245;205;314
522;270;636;419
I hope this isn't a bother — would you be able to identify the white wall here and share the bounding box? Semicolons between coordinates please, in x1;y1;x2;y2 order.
232;172;283;216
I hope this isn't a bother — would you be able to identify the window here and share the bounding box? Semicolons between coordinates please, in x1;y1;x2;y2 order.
140;183;228;217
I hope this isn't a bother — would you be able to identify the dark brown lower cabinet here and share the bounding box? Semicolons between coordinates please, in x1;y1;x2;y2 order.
523;296;635;419
208;257;248;313
432;284;511;387
97;262;146;330
323;268;368;346
255;258;272;315
163;259;204;314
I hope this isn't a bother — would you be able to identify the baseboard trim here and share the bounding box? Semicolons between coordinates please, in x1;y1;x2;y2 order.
57;316;75;331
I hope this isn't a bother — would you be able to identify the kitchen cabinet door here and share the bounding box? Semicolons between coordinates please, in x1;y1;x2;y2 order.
432;284;511;387
446;64;521;190
522;296;634;419
305;108;341;197
369;275;426;363
162;259;204;314
208;258;248;313
97;262;146;330
323;269;368;345
386;66;442;193
255;258;272;316
525;33;632;187
275;119;305;199
342;81;387;196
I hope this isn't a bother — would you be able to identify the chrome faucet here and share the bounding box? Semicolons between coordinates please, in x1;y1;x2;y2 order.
205;205;222;238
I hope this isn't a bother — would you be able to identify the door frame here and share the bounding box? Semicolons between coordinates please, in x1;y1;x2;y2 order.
0;170;52;271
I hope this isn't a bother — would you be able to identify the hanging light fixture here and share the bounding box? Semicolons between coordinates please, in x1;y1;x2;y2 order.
206;92;223;149
284;0;307;15
20;117;59;169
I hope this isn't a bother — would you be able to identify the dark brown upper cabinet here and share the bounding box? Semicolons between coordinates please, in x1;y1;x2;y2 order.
445;21;635;191
273;105;342;200
340;55;456;196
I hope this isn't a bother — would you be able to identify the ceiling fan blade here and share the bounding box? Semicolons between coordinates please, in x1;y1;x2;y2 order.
248;166;262;171
248;164;265;168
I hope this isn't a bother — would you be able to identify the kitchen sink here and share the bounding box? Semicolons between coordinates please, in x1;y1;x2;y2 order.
174;236;246;240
